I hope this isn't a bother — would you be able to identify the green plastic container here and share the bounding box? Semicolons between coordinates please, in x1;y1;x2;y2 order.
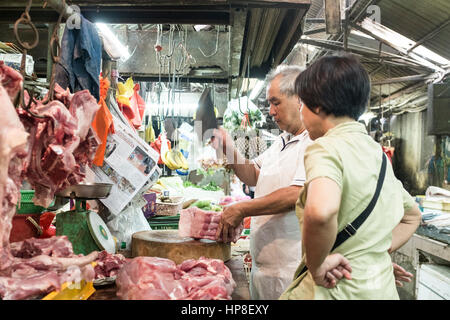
16;190;54;214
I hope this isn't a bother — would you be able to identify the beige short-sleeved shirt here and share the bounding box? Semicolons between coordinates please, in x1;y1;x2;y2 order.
282;121;415;300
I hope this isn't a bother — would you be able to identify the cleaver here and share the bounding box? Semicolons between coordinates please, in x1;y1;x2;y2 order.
195;87;217;143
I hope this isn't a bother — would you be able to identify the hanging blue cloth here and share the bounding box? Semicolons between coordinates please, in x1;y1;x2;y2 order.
55;14;102;101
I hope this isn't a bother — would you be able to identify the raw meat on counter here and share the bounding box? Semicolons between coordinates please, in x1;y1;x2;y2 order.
116;256;236;300
178;257;235;300
93;250;128;280
0;236;97;300
179;207;243;243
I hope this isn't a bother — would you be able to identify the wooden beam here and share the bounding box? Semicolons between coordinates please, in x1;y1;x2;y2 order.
273;8;306;66
0;6;231;24
228;6;247;99
0;0;310;7
324;0;341;35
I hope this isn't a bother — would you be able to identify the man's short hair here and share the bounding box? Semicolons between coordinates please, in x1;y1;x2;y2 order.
295;54;371;120
265;65;304;97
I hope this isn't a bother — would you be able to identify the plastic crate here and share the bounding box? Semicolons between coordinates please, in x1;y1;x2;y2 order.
149;223;179;230
16;190;47;214
148;215;180;230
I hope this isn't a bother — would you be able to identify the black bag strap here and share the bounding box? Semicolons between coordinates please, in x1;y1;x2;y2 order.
296;153;388;278
330;153;387;251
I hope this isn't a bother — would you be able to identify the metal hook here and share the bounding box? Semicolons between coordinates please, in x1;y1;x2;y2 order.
198;26;220;58
41;0;65;105
13;0;39;51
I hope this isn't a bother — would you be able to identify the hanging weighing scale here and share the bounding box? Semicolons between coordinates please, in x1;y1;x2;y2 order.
55;183;116;255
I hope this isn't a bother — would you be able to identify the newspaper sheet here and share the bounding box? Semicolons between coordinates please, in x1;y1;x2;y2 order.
92;114;161;215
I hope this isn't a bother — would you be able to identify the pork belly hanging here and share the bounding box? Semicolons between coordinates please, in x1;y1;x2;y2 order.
18;86;100;207
0;62;29;272
0;62;99;300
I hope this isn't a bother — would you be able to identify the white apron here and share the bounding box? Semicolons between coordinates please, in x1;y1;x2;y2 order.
249;139;303;300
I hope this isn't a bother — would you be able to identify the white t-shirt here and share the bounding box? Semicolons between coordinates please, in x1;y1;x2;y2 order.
253;130;311;191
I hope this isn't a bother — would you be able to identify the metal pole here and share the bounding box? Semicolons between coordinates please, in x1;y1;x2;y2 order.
45;0;71;20
371;74;434;85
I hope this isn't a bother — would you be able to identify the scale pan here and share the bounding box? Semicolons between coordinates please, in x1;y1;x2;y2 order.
56;183;113;199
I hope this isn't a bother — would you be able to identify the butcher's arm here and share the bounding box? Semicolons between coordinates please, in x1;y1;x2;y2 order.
216;185;302;242
212;127;259;186
388;199;421;254
237;185;302;217
303;177;341;271
227;148;260;187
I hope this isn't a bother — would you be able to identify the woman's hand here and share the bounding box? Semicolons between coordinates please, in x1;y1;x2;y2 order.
392;263;413;287
310;253;352;289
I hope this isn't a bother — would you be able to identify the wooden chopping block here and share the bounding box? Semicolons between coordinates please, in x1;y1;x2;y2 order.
132;230;231;264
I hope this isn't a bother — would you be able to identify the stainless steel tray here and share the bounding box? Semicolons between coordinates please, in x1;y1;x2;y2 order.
55;183;113;199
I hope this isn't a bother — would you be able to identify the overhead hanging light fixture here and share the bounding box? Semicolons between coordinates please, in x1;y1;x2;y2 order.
193;25;213;32
96;23;131;62
358;111;376;126
249;80;265;100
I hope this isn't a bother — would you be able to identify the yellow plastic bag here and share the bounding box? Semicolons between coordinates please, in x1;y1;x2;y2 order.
42;280;95;300
116;77;134;106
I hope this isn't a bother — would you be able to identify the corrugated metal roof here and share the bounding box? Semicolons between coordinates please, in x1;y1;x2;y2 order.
377;0;450;60
286;0;449;116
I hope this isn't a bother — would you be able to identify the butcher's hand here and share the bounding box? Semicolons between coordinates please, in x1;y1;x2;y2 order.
310;253;352;289
211;128;234;158
392;262;413;287
216;203;245;243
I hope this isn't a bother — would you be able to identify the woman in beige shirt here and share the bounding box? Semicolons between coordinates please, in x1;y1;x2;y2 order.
280;54;421;300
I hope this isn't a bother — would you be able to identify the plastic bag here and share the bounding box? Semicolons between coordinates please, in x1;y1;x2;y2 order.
106;204;151;250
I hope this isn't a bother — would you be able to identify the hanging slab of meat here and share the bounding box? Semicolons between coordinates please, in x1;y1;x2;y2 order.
18;88;100;208
0;61;22;101
115;256;236;300
179;207;243;243
0;63;29;272
0;63;100;300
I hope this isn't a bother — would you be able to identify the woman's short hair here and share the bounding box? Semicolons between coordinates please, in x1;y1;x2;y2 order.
265;65;304;97
295;54;371;120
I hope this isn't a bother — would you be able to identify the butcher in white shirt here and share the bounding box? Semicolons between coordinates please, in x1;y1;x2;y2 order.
213;65;312;300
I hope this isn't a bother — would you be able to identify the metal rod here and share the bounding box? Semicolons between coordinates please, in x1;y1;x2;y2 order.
371;74;434;85
299;38;436;71
303;27;326;35
352;22;445;70
45;0;71;20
